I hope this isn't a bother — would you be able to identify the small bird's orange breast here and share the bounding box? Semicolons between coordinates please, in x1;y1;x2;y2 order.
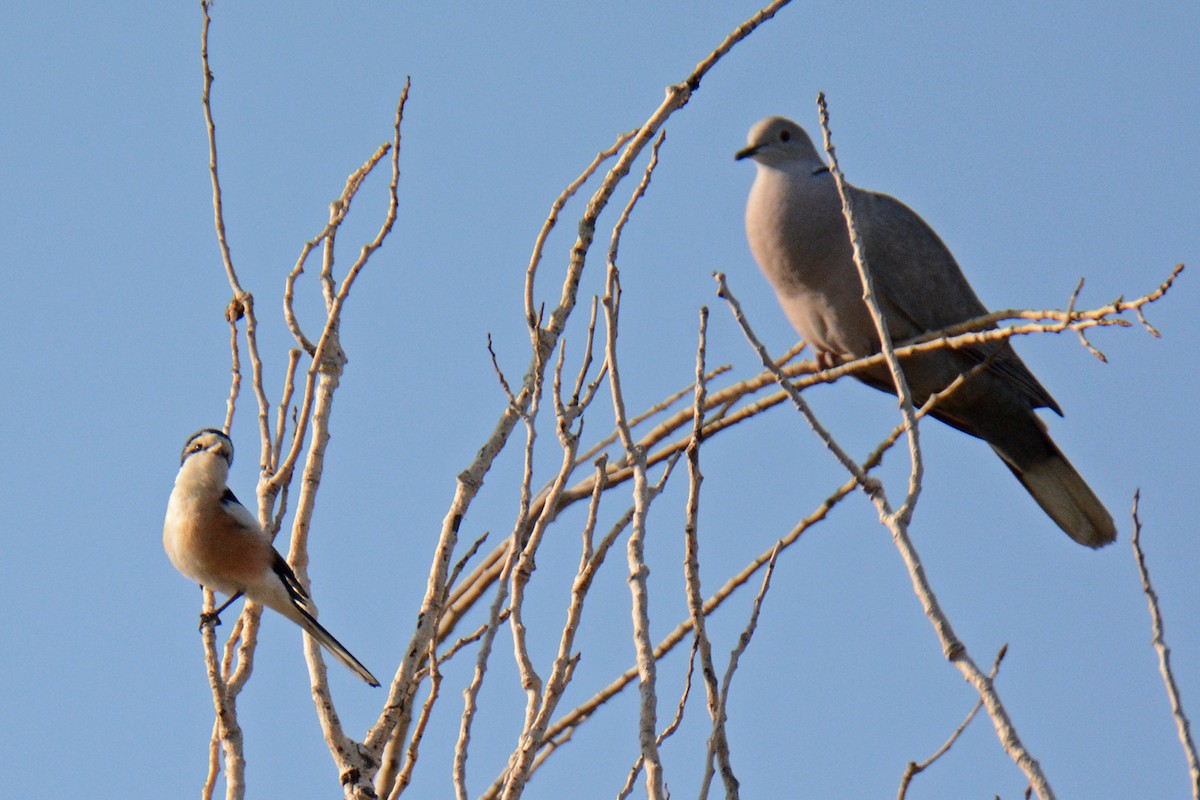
164;496;273;597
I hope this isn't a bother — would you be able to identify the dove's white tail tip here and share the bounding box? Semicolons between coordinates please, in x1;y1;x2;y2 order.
1014;454;1117;549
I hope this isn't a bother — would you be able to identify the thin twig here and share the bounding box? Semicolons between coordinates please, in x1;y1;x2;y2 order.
897;645;1008;800
683;306;737;798
500;454;611;796
603;133;670;800
265;81;409;500
702;544;781;799
1131;490;1200;799
386;636;443;800
715;271;875;491
454;521;520;800
497;382;960;781
198;5;250;794
620;641;701;800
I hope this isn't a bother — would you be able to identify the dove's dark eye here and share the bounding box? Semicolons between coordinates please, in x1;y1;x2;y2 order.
780;129;791;142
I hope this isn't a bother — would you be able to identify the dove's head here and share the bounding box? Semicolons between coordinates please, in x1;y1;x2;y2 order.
735;117;823;170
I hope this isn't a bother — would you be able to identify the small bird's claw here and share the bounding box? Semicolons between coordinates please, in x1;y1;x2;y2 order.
198;611;223;631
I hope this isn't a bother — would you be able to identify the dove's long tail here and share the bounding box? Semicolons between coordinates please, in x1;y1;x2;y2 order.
996;441;1117;549
911;364;1116;548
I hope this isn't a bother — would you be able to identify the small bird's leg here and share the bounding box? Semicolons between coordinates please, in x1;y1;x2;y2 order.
198;591;244;631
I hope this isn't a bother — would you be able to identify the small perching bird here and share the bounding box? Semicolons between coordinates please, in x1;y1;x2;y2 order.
163;428;380;686
736;116;1116;548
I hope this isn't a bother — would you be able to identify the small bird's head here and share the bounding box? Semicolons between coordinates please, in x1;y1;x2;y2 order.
180;428;234;468
735;117;822;169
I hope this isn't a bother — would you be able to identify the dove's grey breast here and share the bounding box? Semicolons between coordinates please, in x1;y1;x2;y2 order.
745;161;878;359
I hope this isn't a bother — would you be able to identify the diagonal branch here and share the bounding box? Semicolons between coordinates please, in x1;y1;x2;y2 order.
897;645;1008;800
813;95;1056;799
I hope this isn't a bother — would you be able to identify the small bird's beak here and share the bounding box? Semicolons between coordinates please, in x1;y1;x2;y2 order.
734;145;759;161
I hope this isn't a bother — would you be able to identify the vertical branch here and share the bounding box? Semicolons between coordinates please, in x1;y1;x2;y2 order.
269;350;302;478
600;133;668;800
200;606;245;800
198;6;252;797
618;641;699;800
385;637;444;800
500;317;611;797
504;342;574;758
1131;491;1200;799
288;361;356;759
499;455;601;798
224;608;263;694
494;393;546;795
201;0;272;462
200;0;240;298
299;87;409;800
682;306;738;796
223;316;242;434
702;545;780;800
203;719;221;800
454;539;518;800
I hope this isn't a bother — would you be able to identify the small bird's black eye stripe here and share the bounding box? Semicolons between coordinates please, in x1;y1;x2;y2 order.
180;428;234;465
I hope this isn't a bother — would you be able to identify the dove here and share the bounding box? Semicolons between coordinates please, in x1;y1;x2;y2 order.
737;116;1115;547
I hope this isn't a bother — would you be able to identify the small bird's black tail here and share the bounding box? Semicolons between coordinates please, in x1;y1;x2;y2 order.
270;552;380;686
292;603;381;687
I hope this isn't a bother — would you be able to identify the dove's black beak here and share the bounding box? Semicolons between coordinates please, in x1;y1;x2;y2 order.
734;145;759;161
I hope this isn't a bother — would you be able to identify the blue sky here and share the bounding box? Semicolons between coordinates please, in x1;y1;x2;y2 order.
2;2;1197;798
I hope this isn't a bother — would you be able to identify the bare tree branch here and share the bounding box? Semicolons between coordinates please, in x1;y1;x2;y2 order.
1131;491;1200;799
814;95;1055;799
897;645;1008;800
438;264;1181;654
185;4;1190;799
701;543;780;800
682;305;739;798
600;131;670;800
